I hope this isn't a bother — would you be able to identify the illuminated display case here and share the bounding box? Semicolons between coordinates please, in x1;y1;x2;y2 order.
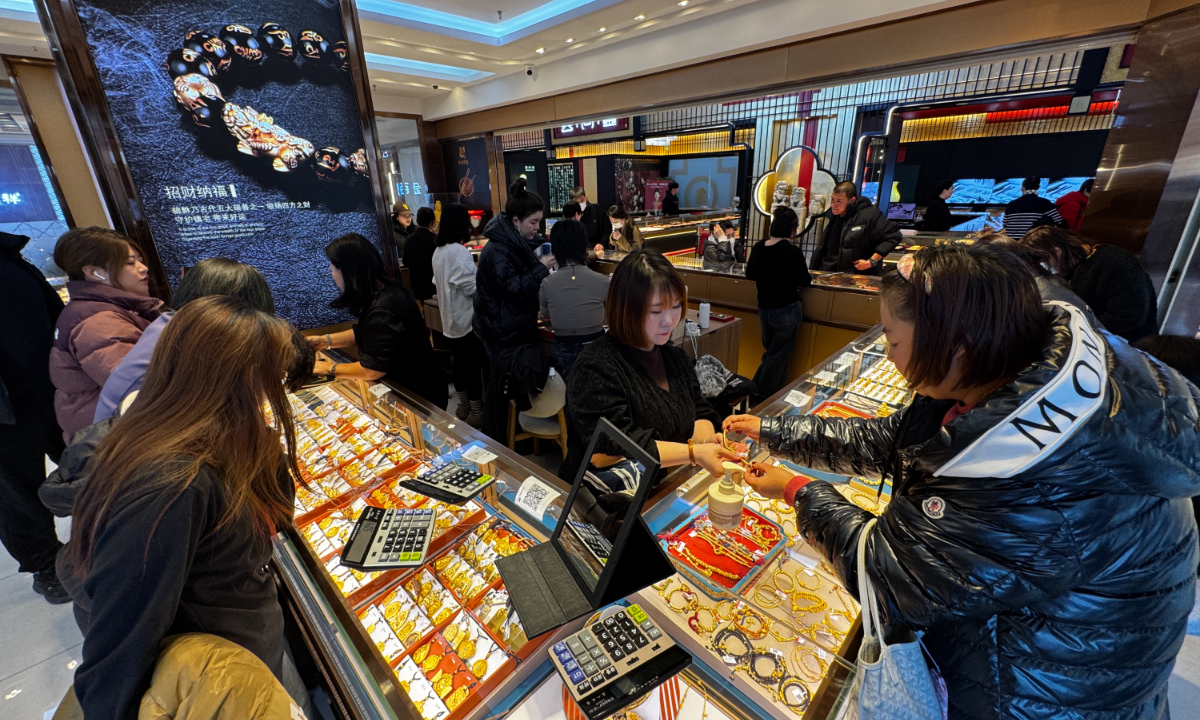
276;324;906;720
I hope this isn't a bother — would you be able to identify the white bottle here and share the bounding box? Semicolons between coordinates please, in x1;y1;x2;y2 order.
698;300;711;329
707;462;746;531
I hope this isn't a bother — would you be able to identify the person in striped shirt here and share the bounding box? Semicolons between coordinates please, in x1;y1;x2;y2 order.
1002;177;1067;238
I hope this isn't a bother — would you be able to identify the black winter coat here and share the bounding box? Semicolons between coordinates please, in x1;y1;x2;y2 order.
0;231;63;424
810;197;901;274
474;214;549;347
762;305;1200;720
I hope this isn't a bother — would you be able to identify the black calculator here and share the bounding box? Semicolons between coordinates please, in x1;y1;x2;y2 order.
399;464;495;505
340;506;433;570
550;604;691;720
567;520;612;562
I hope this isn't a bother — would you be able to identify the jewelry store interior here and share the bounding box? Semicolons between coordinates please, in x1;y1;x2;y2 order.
1;1;1200;719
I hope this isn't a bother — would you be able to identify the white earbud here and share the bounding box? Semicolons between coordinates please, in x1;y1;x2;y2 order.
93;271;109;282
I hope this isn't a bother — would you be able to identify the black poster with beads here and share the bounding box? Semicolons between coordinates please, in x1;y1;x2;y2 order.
69;0;377;329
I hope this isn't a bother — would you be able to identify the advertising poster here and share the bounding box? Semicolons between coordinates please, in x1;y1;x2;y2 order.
69;0;379;329
614;157;662;213
442;138;491;212
643;180;668;213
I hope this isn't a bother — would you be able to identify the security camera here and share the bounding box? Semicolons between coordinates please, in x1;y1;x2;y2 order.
524;64;535;77
432;84;439;89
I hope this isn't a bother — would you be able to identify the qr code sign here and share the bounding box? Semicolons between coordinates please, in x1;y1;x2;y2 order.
514;476;561;519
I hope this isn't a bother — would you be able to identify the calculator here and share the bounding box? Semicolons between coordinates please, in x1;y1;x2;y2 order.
340;506;434;570
550;604;691;720
566;520;612;563
399;465;495;505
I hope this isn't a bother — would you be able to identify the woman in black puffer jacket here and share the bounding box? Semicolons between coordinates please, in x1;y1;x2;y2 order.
726;244;1200;720
474;179;556;438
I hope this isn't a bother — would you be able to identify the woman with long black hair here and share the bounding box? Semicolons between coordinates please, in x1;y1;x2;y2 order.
311;233;448;409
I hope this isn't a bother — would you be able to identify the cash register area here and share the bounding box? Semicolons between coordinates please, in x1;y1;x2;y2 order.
2;366;1199;720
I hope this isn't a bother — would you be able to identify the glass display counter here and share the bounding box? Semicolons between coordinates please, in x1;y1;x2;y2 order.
631;210;741;255
275;323;908;720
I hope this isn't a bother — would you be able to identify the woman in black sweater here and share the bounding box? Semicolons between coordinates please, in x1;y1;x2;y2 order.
65;297;305;720
1019;226;1158;342
311;233;448;409
563;250;744;488
745;206;812;399
917;179;955;231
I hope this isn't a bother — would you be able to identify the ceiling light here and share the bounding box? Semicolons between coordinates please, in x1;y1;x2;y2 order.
635;14;645;20
677;1;688;5
565;37;574;43
468;51;475;55
535;47;545;53
598;27;606;32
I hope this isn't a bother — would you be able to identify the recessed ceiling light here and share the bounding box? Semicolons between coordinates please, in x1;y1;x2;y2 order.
677;1;689;6
535;47;545;53
565;37;574;43
598;27;606;32
634;14;645;20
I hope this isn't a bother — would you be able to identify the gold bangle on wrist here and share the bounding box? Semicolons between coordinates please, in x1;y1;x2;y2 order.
688;438;696;464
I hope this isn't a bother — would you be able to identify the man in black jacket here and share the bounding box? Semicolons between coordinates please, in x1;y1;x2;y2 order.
809;181;901;274
571;188;605;246
0;231;69;604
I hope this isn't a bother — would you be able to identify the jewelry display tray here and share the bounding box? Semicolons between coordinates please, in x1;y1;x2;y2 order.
657;504;787;597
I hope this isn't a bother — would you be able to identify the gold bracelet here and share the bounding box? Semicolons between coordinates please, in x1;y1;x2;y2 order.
714;600;736;621
790;591;827;615
795;569;822;592
696;531;755;566
733;607;769;639
679;546;741;580
666;586;700;614
688;438;695;464
772;569;796;595
689;607;717;634
833;584;858;615
655;578;676;597
769;621;799;643
791;645;829;683
753;585;783;608
826;608;852;634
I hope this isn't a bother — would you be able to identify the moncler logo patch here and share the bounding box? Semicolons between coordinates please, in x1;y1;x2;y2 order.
922;496;946;519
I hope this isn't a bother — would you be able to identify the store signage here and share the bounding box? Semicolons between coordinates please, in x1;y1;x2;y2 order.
553;117;629;139
395;182;423;195
0;192;21;205
753;145;838;235
57;0;382;330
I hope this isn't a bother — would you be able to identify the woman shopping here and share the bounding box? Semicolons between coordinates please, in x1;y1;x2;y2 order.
539;219;610;378
433;203;486;426
66;296;310;720
744;207;811;399
563;250;744;489
474;178;556;438
724;243;1200;720
311;233;447;409
50;227;162;441
604;205;643;253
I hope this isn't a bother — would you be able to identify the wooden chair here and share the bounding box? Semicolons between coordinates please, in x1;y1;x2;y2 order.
507;399;569;459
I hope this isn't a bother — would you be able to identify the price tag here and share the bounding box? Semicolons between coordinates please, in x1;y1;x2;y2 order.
462;445;498;464
784;389;811;408
514;476;561;519
818;649;829;662
368;383;390;398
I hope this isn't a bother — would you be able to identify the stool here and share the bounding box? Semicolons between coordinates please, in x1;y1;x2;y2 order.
507;400;569;459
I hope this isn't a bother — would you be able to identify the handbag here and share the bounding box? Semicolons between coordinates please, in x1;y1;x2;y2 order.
845;518;947;720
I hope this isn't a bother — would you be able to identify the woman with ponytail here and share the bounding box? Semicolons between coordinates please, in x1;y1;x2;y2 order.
474;178;555;437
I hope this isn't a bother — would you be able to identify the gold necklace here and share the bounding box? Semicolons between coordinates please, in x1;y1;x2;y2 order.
679;546;741;580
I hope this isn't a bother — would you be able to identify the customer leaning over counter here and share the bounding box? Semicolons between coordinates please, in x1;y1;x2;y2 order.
726;243;1200;720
